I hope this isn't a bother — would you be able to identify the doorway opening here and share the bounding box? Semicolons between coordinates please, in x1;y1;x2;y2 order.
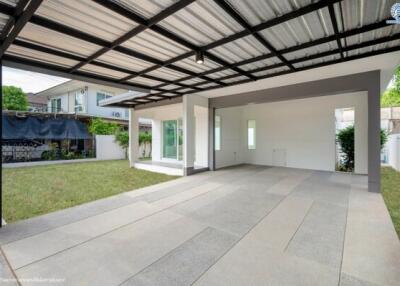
335;107;355;172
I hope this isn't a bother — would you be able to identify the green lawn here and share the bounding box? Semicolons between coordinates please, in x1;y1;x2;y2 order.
381;167;400;238
2;160;177;223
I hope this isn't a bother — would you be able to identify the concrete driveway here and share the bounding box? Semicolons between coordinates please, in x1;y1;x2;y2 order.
1;165;399;286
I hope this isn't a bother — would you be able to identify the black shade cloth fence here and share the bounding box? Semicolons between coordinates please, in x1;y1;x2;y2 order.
2;115;92;140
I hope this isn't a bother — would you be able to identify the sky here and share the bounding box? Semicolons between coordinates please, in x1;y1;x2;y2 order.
2;67;69;93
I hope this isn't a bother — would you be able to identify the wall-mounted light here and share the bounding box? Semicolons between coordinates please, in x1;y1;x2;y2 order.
195;50;204;64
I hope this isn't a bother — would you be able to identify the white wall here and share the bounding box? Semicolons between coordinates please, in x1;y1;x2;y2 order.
215;106;245;168
216;92;368;173
87;86;128;119
388;134;400;171
96;135;125;160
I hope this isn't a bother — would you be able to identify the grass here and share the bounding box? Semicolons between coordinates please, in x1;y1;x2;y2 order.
2;160;177;223
381;167;400;238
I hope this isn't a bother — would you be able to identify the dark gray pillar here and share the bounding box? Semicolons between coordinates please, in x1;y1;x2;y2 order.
208;107;215;171
368;72;381;193
0;60;3;227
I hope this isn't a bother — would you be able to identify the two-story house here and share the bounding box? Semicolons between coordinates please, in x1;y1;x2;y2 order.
35;80;130;120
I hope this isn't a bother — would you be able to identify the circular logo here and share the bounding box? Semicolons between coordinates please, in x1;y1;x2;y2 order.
391;3;400;19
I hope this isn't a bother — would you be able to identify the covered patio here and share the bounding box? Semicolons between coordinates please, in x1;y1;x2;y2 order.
0;0;400;285
1;166;399;285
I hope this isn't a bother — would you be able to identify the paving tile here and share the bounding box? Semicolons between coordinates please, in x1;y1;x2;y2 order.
171;184;239;215
3;201;160;269
0;251;18;286
266;172;312;196
194;236;339;286
243;196;313;251
340;273;380;286
0;193;138;245
286;201;347;269
15;211;205;286
290;172;350;207
121;227;238;286
152;182;222;209
341;188;400;286
184;187;283;236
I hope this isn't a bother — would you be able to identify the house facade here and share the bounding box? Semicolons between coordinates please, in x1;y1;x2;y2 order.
35;80;130;120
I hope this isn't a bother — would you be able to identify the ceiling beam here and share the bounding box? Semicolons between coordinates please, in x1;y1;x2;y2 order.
152;18;390;91
11;39;202;92
2;54;151;92
328;3;344;59
128;0;342;79
0;0;29;41
152;33;400;97
213;0;295;71
93;0;255;81
70;0;196;71
0;0;43;58
0;2;223;87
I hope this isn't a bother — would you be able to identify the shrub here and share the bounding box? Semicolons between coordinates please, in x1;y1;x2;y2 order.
88;118;119;135
337;126;388;172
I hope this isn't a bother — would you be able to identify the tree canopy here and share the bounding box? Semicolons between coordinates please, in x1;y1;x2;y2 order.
381;66;400;107
2;86;28;111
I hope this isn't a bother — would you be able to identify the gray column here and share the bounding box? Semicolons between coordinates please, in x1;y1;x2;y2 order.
183;95;195;175
368;74;381;193
208;107;215;171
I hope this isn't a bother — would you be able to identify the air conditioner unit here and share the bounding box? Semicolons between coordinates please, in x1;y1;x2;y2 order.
112;111;121;118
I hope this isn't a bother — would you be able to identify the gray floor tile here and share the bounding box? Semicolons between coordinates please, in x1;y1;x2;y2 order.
286;201;347;269
121;227;238;286
340;273;380;286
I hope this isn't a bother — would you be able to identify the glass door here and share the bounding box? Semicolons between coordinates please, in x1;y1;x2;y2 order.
163;120;178;159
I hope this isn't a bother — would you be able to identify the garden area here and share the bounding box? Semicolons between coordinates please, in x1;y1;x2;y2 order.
2;160;176;223
381;167;400;238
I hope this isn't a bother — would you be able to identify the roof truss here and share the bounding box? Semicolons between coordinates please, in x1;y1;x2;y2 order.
0;0;398;106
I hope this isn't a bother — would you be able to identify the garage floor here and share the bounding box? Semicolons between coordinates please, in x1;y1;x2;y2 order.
1;165;399;286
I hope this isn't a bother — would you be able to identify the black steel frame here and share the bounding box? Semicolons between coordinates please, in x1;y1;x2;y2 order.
0;0;397;105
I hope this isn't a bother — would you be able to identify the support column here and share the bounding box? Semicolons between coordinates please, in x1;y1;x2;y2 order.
208;107;215;171
0;60;3;228
128;108;139;168
368;74;381;192
183;95;195;175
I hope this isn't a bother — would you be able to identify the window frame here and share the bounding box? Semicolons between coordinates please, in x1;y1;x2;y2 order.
96;91;113;106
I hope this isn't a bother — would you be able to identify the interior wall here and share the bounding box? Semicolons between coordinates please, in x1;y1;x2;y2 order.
215;106;244;168
216;92;368;174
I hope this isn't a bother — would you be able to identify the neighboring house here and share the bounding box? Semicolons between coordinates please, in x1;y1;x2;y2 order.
26;92;47;112
35;80;130;120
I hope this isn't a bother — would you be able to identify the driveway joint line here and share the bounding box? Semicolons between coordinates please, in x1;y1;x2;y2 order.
189;194;287;286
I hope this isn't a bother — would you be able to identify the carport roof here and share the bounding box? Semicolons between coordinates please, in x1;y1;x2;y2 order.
0;0;399;107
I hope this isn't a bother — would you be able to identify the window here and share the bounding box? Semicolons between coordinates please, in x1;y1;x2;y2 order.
51;98;61;112
74;90;85;113
215;115;221;151
96;92;112;106
247;120;256;150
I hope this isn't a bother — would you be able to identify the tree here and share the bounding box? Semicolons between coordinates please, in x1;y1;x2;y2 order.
115;129;129;158
381;65;400;107
337;126;387;171
88;118;119;135
2;86;28;111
